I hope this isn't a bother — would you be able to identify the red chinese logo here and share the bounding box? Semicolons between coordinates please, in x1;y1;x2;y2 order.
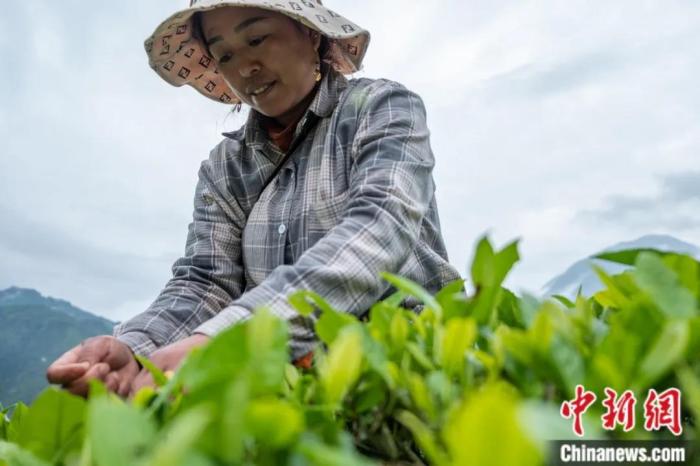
601;388;636;432
561;386;683;436
561;384;597;436
644;388;682;436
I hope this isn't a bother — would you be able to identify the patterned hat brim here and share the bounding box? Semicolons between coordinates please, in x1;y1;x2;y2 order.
144;0;370;105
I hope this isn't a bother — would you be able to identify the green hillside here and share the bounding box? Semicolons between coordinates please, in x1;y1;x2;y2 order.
0;287;115;406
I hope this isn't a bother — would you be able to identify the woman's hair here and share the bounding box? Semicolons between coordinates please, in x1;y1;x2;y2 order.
290;20;331;63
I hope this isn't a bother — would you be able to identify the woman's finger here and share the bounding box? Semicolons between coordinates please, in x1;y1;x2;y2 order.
117;377;132;399
46;361;90;385
115;361;141;399
50;346;82;367
105;372;120;393
64;362;111;398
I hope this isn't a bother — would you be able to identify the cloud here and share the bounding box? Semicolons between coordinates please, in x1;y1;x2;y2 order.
2;0;700;320
576;171;700;231
478;51;623;100
662;171;700;202
0;203;175;315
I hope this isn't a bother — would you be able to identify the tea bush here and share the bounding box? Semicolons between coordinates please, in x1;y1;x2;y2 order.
1;236;699;465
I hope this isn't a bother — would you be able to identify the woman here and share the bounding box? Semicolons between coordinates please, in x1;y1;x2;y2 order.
46;0;461;398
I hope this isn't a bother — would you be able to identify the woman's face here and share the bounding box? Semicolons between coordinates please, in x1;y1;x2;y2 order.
200;7;321;125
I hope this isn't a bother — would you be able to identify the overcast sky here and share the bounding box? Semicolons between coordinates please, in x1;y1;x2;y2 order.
1;0;699;321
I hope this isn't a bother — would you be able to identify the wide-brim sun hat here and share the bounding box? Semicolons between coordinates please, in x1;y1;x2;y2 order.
144;0;370;105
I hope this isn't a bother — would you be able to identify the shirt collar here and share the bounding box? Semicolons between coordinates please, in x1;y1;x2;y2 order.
307;62;348;119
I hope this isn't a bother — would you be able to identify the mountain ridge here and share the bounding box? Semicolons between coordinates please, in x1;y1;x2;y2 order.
0;287;116;406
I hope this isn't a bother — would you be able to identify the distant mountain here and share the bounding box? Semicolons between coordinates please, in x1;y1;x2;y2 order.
542;234;700;299
0;287;115;406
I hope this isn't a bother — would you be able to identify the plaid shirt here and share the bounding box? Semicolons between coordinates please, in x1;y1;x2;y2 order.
113;67;461;360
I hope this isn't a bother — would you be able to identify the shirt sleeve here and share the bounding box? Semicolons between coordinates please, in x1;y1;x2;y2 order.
193;81;437;360
113;158;247;357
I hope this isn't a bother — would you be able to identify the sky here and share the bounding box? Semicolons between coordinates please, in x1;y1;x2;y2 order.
1;0;699;322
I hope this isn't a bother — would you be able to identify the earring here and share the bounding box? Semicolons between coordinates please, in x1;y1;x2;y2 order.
233;102;242;113
314;61;322;82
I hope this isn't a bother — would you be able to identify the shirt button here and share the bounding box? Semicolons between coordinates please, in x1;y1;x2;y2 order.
278;224;287;235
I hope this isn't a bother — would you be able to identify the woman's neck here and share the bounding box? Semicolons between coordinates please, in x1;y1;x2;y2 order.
270;79;321;128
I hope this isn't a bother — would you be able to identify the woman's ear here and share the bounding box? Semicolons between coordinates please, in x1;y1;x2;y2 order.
309;29;322;52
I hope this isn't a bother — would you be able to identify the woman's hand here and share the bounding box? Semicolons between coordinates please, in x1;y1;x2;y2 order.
128;334;210;398
46;336;140;398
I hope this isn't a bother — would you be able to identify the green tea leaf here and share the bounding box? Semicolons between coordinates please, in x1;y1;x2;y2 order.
135;355;169;387
288;291;317;316
245;398;304;447
633;252;697;319
471;287;502;325
518;293;541;328
497;327;534;366
388;311;409;350
395;410;448;466
177;324;249;393
407;372;436;421
435;278;466;304
442;385;541;466
471;236;496;285
87;379;109;399
0;441;51;466
468;239;520;325
219;378;249;462
16;388;85;463
471;237;519;288
548;336;585;398
406;342;436;371
380;272;442;318
552;295;575;309
367;303;393;342
636;320;690;389
436;279;468;320
147;406;211;466
685;317;700;357
320;326;364;405
497;288;525;328
494;240;520;282
662;253;700;297
382;289;409;307
354;382;386;413
0;411;6;442
88;397;156;466
294;433;376;466
316;308;357;346
594;248;670;266
246;308;289;393
285;363;301;389
6;403;28;443
289;290;340;316
131;386;158;409
676;366;700;425
438;318;476;378
426;371;457;409
360;327;393;388
592;265;632;309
